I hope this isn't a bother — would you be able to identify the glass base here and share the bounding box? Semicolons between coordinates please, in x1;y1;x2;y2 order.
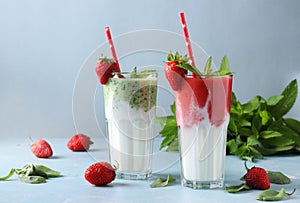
182;178;224;189
116;171;152;180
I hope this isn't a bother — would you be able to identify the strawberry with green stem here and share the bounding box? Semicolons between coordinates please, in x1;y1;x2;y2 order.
95;55;119;85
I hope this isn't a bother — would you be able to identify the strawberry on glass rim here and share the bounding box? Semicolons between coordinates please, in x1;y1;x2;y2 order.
95;55;120;85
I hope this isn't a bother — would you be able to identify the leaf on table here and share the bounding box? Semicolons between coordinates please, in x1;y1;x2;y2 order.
225;183;251;193
150;174;176;188
0;168;15;181
267;171;291;184
256;188;296;201
18;175;46;184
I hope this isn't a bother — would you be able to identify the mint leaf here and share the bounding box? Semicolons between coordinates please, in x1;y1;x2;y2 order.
267;95;284;106
217;55;231;75
260;131;282;139
0;169;15;181
225;183;251;193
18;175;46;184
256;188;296;201
268;79;298;119
35;165;61;178
150;174;176;188
204;56;213;74
267;171;291;184
177;63;202;76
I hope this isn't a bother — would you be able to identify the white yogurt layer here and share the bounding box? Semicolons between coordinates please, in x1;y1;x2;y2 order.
105;100;155;173
179;116;229;181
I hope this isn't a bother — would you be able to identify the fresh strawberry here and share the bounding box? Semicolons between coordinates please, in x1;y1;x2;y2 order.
95;56;119;85
67;134;93;151
31;139;53;158
164;52;188;90
244;162;270;190
84;162;116;186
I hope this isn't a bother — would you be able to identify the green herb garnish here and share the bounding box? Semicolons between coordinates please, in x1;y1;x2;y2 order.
0;164;61;184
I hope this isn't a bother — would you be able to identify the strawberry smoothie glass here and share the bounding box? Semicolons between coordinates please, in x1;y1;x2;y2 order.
175;74;233;189
103;72;158;180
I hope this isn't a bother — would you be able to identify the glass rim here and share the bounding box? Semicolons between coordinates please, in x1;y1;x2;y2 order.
110;71;158;79
185;73;233;78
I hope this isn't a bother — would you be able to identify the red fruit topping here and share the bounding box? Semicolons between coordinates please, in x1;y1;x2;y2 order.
67;134;93;151
244;162;270;190
95;56;119;85
164;52;188;90
175;77;232;127
31;139;53;158
84;162;116;186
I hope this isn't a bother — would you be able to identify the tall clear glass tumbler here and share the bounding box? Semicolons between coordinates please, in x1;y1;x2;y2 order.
103;72;158;180
175;74;233;189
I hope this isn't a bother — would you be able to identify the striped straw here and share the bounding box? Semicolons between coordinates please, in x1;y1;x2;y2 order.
179;12;196;77
104;26;121;72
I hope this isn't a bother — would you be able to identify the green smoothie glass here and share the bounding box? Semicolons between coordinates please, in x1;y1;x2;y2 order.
103;71;158;180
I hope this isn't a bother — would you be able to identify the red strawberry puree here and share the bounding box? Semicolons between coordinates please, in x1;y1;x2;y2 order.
175;76;232;127
175;75;233;188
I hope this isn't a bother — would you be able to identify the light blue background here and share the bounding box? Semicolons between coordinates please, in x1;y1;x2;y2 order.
0;0;299;138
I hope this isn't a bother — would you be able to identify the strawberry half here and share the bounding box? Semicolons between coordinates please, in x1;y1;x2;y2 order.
84;162;116;186
164;52;189;90
244;162;270;190
95;56;119;85
31;139;53;158
67;134;93;151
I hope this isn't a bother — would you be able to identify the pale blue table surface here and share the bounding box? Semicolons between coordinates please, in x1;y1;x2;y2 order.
0;137;299;203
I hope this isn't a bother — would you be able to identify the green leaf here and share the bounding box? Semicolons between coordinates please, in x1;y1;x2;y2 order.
170;102;176;115
204;56;213;74
227;139;238;154
35;165;61;178
268;79;298;119
218;55;231;74
284;118;300;134
267;95;284;106
225;183;251;193
257;188;296;201
259;110;271;126
267;171;291;184
176;64;202;76
260;131;282;139
0;169;15;181
150;174;176;188
18;175;46;184
166;139;179;152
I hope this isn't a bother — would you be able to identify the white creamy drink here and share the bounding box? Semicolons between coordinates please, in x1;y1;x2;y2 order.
104;71;157;179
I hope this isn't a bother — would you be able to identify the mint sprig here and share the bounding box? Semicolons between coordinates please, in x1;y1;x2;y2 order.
0;164;61;184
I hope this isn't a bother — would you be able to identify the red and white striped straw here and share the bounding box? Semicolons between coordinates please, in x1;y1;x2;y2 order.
179;12;196;77
104;26;121;72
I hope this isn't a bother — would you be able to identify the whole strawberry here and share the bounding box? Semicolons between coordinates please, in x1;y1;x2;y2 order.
84;162;116;186
31;139;53;158
244;162;270;190
67;134;93;151
164;52;189;90
95;55;119;85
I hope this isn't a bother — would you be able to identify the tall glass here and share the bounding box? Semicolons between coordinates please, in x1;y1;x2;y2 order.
175;74;233;189
103;72;158;180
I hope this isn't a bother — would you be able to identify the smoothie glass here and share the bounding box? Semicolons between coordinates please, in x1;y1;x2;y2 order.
175;74;233;189
103;71;158;180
